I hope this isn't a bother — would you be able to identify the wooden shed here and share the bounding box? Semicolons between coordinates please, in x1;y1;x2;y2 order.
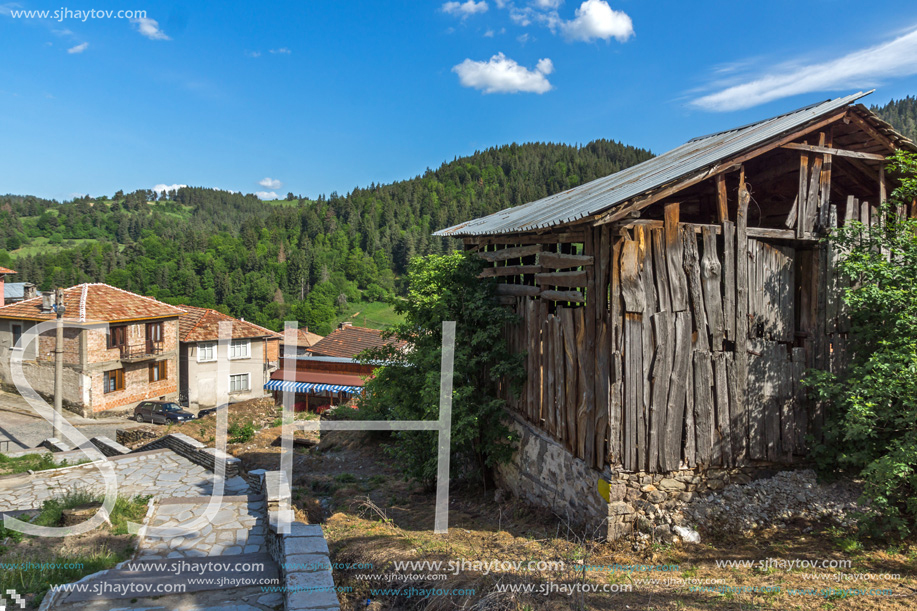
435;92;917;475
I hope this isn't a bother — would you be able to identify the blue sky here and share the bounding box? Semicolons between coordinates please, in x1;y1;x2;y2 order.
3;0;917;201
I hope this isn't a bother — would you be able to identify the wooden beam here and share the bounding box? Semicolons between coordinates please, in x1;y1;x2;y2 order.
715;174;728;223
462;231;585;246
479;265;542;278
846;111;899;152
538;252;594;269
478;244;542;262
797;152;809;238
540;289;585;303
535;270;587;288
664;203;688;312
495;284;540;297
734;177;750;463
781;142;887;161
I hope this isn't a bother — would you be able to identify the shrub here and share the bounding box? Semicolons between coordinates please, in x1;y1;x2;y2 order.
357;250;525;488
807;151;917;539
228;420;257;443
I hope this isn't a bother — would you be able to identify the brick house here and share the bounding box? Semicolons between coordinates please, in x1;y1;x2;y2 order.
0;283;185;416
177;305;282;409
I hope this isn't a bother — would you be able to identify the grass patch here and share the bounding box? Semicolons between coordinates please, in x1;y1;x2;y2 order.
334;300;403;330
0;491;149;608
0;453;90;476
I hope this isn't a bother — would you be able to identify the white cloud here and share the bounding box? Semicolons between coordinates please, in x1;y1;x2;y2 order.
131;17;170;40
692;27;917;112
270;47;292;54
258;177;283;190
442;0;488;18
67;42;88;54
532;0;562;8
245;50;262;58
453;52;554;94
0;3;20;17
517;32;531;44
256;191;279;200
560;0;633;42
152;183;187;193
484;29;495;37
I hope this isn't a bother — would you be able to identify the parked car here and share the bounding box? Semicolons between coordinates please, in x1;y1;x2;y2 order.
133;400;194;425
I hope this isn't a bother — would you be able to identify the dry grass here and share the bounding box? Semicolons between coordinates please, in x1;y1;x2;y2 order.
214;415;917;610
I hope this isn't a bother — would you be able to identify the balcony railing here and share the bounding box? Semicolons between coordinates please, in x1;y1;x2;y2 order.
119;341;164;362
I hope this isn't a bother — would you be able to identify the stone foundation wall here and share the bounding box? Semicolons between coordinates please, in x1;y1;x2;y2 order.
495;412;611;537
116;428;159;446
497;410;787;541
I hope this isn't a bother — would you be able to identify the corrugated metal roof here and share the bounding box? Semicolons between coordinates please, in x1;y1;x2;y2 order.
434;92;878;237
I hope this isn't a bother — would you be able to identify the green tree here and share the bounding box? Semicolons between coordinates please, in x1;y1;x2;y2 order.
357;251;525;487
808;151;917;539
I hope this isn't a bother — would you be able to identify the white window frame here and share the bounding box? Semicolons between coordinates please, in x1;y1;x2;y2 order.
229;339;251;360
197;341;217;363
229;373;250;393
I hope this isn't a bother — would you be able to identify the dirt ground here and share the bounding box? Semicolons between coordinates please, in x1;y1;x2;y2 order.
134;401;917;610
276;430;916;611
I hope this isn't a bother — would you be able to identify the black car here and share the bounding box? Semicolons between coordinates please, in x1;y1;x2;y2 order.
133;400;194;425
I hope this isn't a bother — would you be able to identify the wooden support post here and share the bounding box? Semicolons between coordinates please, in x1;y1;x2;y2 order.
594;226;610;469
701;227;726;349
818;130;833;231
663;310;691;471
797;152;809;239
665;203;688;312
639;226;655;472
716;173;729;223
583;229;597;467
561;307;577;453
649;312;672;473
804;135;825;233
574;306;588;460
723;221;736;341
734;175;750;463
621;238;644;471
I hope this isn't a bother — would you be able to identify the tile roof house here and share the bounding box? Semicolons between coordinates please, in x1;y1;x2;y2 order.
4;282;37;304
176;305;282;409
281;327;325;357
0;266;16;307
0;283;185;416
307;323;401;359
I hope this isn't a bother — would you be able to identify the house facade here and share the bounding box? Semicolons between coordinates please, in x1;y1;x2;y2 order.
435;92;917;539
0;284;184;415
177;305;281;409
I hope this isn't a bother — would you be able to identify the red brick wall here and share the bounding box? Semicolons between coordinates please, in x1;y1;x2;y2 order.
85;318;179;364
265;338;280;362
36;327;81;364
91;361;178;412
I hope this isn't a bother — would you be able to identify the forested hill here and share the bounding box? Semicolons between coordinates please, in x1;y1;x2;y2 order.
1;139;653;334
872;96;917;142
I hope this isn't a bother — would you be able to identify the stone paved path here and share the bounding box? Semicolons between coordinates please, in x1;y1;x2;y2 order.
52;585;284;610
140;495;268;558
0;449;249;512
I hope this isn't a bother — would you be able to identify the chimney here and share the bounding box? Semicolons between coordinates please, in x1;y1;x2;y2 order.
339;322;352;329
41;291;55;313
23;284;36;300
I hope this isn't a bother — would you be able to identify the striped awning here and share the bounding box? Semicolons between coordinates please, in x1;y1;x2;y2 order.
264;380;362;394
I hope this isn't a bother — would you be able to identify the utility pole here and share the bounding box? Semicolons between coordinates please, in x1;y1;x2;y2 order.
52;288;65;440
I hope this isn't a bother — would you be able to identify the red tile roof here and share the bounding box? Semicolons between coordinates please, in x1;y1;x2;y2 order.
0;267;16;275
177;305;283;342
308;324;400;358
282;328;325;348
0;283;185;322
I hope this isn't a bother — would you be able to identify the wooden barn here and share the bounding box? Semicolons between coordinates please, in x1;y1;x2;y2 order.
435;92;916;479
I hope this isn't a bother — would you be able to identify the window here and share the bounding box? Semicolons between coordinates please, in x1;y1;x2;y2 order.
149;360;167;382
108;325;127;349
11;324;22;349
197;342;216;362
229;339;250;360
104;369;125;393
229;373;250;393
146;322;163;343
